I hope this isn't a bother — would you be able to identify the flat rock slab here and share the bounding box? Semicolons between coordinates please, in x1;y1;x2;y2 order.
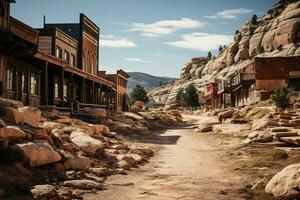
271;132;298;138
280;136;300;145
270;127;290;132
30;184;58;199
63;180;103;190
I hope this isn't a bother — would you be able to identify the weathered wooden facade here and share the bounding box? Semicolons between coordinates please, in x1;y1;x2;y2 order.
254;56;300;100
0;0;128;113
105;70;130;112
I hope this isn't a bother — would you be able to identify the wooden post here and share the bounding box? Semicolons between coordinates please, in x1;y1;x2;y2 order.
81;78;85;103
71;73;74;100
61;69;64;107
92;81;95;104
44;61;48;105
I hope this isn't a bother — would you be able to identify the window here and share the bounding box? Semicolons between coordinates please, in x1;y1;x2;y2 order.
64;51;70;63
56;46;62;58
21;74;25;93
54;78;59;98
63;81;68;97
91;56;94;74
6;68;13;91
70;54;76;67
30;73;38;95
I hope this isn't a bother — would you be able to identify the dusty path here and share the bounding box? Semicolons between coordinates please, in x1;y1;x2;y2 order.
84;115;246;200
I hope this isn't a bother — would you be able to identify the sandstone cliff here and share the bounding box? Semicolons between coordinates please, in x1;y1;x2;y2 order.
149;0;300;104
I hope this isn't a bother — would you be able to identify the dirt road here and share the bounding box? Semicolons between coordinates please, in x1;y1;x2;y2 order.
84;115;247;200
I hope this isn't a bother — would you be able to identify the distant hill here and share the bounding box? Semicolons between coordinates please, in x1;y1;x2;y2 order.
127;72;178;91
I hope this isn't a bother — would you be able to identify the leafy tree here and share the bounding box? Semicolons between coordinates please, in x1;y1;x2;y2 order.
176;88;186;106
235;30;239;35
207;51;212;59
130;85;149;104
271;87;290;110
251;14;258;24
177;84;199;110
219;46;223;53
184;84;200;109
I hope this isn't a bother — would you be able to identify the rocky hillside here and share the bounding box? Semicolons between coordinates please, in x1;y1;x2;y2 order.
149;0;300;104
128;72;177;91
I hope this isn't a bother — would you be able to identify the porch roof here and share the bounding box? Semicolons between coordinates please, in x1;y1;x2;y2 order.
34;51;116;90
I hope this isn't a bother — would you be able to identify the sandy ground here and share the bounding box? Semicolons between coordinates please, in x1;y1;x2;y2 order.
84;115;248;200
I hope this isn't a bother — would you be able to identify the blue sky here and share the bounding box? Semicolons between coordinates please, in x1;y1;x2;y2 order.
11;0;277;78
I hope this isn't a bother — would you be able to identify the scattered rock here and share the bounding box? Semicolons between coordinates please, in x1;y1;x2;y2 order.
0;126;26;140
70;130;104;155
265;163;300;199
63;180;103;190
30;184;58;199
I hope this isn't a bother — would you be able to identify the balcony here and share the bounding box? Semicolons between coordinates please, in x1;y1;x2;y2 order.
10;17;39;46
217;80;231;94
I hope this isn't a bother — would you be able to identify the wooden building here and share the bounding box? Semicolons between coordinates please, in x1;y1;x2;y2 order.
0;0;129;113
254;56;300;100
202;82;218;109
105;70;130;112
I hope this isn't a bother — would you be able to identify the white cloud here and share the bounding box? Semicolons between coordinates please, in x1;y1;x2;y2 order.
127;18;206;37
101;35;116;39
206;8;253;20
101;38;137;48
165;32;232;51
124;58;152;63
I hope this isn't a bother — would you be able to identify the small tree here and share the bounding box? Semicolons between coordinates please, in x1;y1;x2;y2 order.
251;14;258;24
130;85;149;104
207;51;212;59
271;87;290;110
218;46;223;53
183;84;200;110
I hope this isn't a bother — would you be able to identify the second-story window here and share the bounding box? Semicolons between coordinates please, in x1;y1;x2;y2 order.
64;51;70;63
82;50;85;70
70;54;76;67
56;46;62;59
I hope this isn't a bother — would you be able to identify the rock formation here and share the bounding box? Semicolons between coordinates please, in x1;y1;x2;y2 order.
149;0;300;104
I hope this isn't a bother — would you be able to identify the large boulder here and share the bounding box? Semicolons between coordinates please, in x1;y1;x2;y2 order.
261;29;276;52
247;131;273;143
134;101;145;110
274;18;300;48
218;109;235;122
0;106;41;128
0;98;23;109
70;130;104;155
14;140;61;167
234;48;250;62
91;108;107;118
0;126;26;140
265;163;300;199
63;155;92;171
30;185;58;200
252;117;279;130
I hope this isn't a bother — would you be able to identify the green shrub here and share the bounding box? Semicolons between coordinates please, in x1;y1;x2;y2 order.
271;87;290;109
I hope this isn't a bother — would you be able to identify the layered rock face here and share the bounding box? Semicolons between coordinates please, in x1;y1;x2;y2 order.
149;0;300;104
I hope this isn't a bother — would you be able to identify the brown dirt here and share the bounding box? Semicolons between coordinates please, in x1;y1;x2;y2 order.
83;114;300;200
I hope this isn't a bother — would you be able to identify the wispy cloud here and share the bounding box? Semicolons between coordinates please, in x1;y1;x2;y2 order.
205;8;253;19
124;58;152;63
101;38;137;48
165;32;232;51
126;18;206;37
